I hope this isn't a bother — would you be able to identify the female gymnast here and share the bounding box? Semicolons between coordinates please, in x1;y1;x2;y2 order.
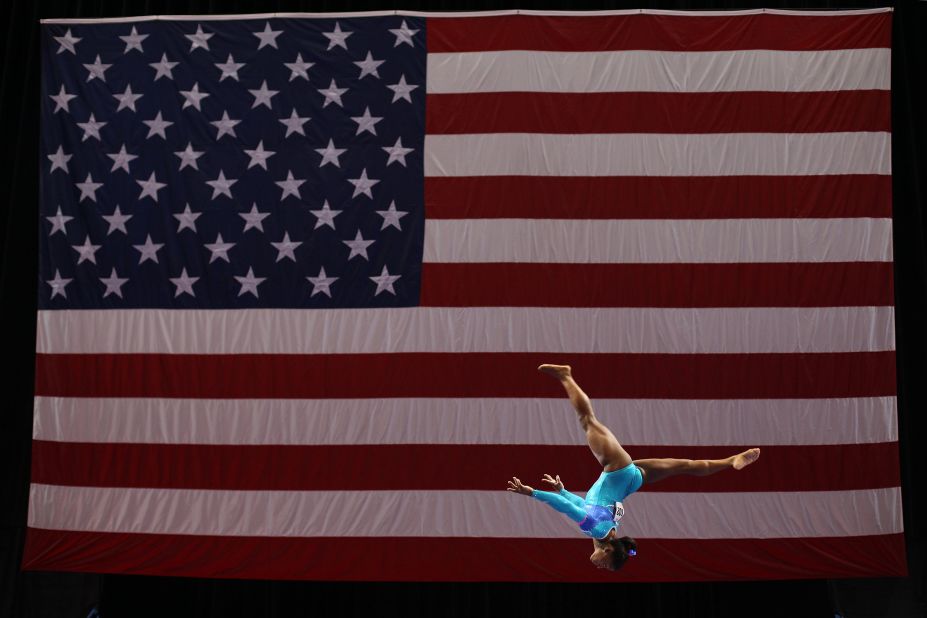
507;364;761;572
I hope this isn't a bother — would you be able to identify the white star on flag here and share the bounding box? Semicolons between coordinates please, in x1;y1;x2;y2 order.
103;205;133;235
276;171;306;200
83;55;111;82
318;79;348;108
77;114;106;142
54;29;81;55
206;170;237;200
150;53;178;81
386;74;419;103
143;112;173;139
205;233;235;263
170;268;199;297
100;269;129;298
174;142;205;171
186;24;213;52
310;200;342;229
235;267;266;298
72;236;101;264
249;80;279;109
323;22;352;50
180;83;210;110
47;145;72;173
113;85;143;112
376;201;409;230
47;269;72;299
216;54;245;81
271;232;302;262
119;26;148;53
240;204;270;232
211;111;241;140
307;266;338;297
244;140;275;170
351;106;383;136
49;85;76;113
315;138;346;168
354;51;384;79
134;234;164;264
348;168;379;199
343;230;374;260
46;207;73;235
174;204;201;232
76;173;103;202
389;20;419;47
137;171;167;202
107;145;137;173
383;137;414;166
370;265;401;295
285;53;314;81
254;22;283;49
279;109;310;137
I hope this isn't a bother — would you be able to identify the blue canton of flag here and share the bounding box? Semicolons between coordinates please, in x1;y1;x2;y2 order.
40;17;425;309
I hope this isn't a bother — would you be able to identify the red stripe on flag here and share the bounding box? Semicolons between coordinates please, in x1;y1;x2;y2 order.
420;263;894;308
35;352;896;399
427;13;892;53
424;176;892;219
426;91;890;135
22;529;907;581
31;442;900;493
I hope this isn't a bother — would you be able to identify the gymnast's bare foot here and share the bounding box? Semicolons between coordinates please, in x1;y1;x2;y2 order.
538;364;572;380
732;448;761;470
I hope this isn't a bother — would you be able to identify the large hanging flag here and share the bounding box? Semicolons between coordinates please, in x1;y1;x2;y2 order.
27;8;902;581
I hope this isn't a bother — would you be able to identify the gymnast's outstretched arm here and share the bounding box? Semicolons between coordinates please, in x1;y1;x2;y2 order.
541;473;585;508
508;476;586;523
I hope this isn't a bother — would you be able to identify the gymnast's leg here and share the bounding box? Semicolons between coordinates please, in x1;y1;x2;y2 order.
538;364;633;472
633;449;761;485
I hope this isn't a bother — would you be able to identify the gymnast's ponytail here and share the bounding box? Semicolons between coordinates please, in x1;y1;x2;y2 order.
609;536;638;571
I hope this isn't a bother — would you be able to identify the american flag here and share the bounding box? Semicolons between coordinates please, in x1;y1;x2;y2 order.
27;9;904;582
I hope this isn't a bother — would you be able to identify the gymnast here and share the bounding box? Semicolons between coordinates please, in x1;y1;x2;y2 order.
507;364;761;572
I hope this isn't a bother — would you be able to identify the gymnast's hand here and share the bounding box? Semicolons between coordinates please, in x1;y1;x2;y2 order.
507;477;534;496
542;474;564;492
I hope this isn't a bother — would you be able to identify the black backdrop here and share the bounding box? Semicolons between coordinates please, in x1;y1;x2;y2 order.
1;1;924;617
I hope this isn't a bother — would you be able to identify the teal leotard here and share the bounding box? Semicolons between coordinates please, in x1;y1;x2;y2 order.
530;462;644;539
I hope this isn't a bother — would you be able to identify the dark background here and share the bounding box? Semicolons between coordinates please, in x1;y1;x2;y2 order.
2;1;924;616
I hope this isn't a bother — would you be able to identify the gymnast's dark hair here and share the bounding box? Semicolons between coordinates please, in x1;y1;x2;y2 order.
608;536;638;571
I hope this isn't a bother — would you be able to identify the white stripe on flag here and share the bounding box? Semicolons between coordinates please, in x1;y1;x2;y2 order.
426;48;891;93
423;219;893;263
29;484;903;539
33;396;898;446
36;307;895;354
423;133;891;176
